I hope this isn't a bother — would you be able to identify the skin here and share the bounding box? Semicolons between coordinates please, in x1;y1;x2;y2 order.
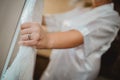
91;0;112;7
19;0;112;49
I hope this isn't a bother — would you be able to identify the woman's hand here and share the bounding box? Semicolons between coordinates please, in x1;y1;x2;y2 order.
19;22;49;49
19;22;83;49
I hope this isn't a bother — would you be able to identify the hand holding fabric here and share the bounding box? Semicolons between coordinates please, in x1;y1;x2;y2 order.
19;22;49;49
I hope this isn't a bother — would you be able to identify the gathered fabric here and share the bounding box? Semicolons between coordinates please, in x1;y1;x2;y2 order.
41;3;120;80
1;0;43;80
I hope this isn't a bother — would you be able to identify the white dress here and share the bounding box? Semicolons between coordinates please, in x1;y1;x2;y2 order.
41;3;120;80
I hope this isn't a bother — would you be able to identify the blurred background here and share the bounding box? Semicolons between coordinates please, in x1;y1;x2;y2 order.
0;0;120;80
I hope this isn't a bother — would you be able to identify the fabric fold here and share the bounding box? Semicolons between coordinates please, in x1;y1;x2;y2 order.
1;0;44;80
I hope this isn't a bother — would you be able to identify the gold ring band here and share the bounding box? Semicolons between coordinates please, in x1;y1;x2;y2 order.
28;34;31;40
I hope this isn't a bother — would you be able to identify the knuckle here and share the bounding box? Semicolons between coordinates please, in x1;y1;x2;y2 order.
33;40;38;45
21;30;24;34
22;42;26;45
34;23;40;29
35;34;40;40
23;37;27;40
21;23;26;28
34;26;40;31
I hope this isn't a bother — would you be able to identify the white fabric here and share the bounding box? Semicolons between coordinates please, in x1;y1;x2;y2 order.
41;3;120;80
1;0;43;80
3;47;36;80
45;7;91;32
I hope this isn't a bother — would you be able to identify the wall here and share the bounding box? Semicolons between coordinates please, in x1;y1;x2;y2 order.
0;0;25;76
44;0;76;14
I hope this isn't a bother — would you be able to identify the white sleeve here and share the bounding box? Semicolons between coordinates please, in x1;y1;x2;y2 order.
62;16;120;56
83;19;119;56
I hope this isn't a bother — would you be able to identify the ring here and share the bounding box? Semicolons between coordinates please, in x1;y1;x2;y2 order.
28;34;31;40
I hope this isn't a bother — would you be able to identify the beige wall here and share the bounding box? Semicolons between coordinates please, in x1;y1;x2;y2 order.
44;0;76;14
0;0;25;76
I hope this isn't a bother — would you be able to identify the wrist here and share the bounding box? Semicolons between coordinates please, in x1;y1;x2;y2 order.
46;33;54;49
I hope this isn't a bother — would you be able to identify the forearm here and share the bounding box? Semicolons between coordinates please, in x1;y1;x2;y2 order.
19;22;83;49
47;30;83;49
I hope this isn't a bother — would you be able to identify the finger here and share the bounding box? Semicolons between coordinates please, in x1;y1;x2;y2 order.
20;34;34;41
21;28;32;35
21;22;32;30
20;34;29;41
18;40;38;46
